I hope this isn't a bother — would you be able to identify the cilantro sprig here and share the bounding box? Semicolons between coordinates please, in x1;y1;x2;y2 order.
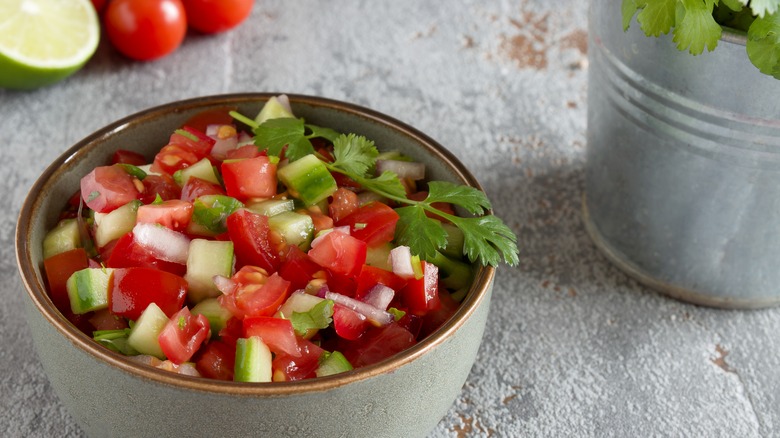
623;0;780;79
238;113;519;267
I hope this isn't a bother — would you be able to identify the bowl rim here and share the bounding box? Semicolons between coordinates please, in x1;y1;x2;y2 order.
15;92;495;396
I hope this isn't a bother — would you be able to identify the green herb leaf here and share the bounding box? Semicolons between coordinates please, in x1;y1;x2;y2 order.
749;0;780;18
290;299;334;337
152;194;164;205
672;0;721;55
636;0;677;36
306;124;341;142
424;181;491;215
450;215;519;267
93;328;137;355
175;128;199;142
192;195;244;233
747;13;780;78
622;0;641;30
331;134;379;178
394;206;449;261
354;171;407;200
254;117;309;158
387;307;406;321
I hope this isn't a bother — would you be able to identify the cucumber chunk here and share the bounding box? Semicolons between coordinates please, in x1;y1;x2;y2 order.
66;268;113;314
268;211;314;250
234;336;272;382
364;243;393;271
94;200;141;248
191;298;232;337
127;303;169;359
246;198;295;217
255;96;295;124
277;154;337;206
173;158;220;187
43;218;81;259
316;351;353;377
184;239;234;303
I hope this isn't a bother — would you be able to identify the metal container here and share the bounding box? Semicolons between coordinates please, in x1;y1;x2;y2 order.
585;1;780;308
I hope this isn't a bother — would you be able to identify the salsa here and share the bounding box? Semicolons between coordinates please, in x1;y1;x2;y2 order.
40;96;507;382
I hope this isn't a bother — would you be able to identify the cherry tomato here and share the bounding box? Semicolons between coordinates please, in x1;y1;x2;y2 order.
104;0;187;61
182;0;253;34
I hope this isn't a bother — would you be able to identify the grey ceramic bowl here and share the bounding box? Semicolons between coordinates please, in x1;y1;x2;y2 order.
16;94;495;438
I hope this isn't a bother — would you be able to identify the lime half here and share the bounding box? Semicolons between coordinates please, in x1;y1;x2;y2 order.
0;0;100;90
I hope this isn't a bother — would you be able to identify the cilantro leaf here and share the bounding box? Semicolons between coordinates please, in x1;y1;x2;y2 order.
673;0;721;55
290;299;334;337
637;0;677;36
331;134;379;178
306;124;341;142
254;117;311;158
747;13;780;79
353;171;407;200
622;0;641;30
749;0;780;18
394;206;449;260
450;215;519;267
192;195;244;233
424;181;491;215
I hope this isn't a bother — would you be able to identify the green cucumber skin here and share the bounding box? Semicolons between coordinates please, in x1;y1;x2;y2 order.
268;211;314;250
278;155;338;206
66;268;112;314
94;200;141;248
246;198;295;217
175;158;220;187
127;303;169;359
234;336;272;383
191;298;233;336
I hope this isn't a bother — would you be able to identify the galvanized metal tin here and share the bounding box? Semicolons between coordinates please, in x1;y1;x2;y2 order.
585;1;780;308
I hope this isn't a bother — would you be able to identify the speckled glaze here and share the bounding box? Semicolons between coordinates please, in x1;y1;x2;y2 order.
16;94;494;438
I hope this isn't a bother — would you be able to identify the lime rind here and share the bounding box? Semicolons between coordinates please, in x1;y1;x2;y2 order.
0;0;100;90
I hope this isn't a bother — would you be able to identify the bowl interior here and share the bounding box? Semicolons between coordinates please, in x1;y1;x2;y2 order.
16;93;495;394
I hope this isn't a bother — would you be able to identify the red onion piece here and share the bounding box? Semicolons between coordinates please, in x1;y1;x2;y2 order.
361;284;395;310
325;291;393;326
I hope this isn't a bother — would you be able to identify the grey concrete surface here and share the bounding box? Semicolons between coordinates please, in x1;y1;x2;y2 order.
2;1;778;437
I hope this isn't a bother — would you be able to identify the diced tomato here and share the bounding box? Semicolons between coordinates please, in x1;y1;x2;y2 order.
169;126;215;157
140;174;181;203
151;144;201;176
158;307;211;364
109;267;187;320
278;245;323;291
180;177;225;203
355;264;407;300
221;156;277;200
194;340;235;381
111;149;147;165
339;322;416;368
43;248;90;315
400;261;440;316
396;313;422;339
226;209;280;272
336;201;400;247
271;338;325;381
243;316;301;357
183;108;236;133
328;188;359;223
324;271;357;297
136;199;193;231
308;230;367;278
225;144;262;160
419;289;459;339
218;317;243;348
304;206;334;234
105;232;186;277
219;268;291;319
332;304;369;340
80;165;141;213
88;308;129;331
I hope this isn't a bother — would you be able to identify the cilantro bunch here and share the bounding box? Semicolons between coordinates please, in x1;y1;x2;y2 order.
623;0;780;78
231;112;519;268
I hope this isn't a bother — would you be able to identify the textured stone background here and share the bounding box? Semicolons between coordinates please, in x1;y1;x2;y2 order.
2;1;779;436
